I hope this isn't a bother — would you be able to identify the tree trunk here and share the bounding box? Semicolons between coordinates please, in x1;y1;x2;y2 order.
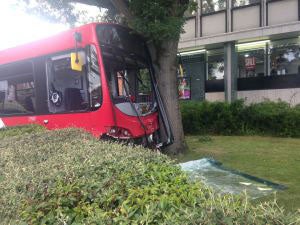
155;40;186;154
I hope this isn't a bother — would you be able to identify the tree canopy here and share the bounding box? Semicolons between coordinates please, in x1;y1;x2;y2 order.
17;0;197;45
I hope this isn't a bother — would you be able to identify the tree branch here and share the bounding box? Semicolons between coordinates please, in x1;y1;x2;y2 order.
70;0;132;20
70;0;114;9
109;0;132;20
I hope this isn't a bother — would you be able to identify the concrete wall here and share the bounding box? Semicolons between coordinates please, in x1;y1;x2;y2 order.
268;0;298;26
181;17;196;40
238;88;300;106
179;21;300;50
202;12;226;36
205;92;225;102
232;5;260;31
179;0;300;48
206;89;300;105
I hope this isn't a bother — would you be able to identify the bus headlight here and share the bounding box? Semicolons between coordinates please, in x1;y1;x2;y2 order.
106;126;132;139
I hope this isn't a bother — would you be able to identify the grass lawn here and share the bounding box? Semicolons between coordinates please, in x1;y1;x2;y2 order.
176;135;300;212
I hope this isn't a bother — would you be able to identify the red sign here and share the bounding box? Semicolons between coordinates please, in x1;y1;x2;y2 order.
245;57;256;70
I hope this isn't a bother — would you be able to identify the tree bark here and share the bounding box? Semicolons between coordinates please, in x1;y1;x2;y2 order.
154;40;186;154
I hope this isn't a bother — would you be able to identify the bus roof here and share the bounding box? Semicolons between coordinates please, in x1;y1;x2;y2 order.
0;23;113;66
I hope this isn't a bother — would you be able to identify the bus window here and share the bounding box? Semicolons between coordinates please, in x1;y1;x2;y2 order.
137;68;152;102
46;52;88;113
87;45;102;111
0;62;36;116
104;56;153;103
103;52;156;116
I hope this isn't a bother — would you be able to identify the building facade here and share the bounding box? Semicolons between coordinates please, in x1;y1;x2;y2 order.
179;0;300;105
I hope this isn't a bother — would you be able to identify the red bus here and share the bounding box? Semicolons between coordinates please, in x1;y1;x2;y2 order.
0;23;173;148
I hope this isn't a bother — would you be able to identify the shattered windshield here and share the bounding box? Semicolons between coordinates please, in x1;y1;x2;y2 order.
96;24;147;59
97;25;156;116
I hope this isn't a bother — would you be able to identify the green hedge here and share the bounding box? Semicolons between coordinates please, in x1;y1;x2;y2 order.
181;100;300;137
0;126;299;224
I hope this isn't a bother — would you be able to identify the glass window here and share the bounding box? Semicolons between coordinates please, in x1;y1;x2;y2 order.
237;48;265;78
98;24;157;116
207;53;224;80
97;25;146;59
184;0;197;18
46;52;88;113
87;45;102;111
137;69;152;95
269;41;300;76
104;53;153;103
202;0;226;14
103;47;156;115
233;0;260;8
98;24;154;105
184;10;196;18
0;62;36;115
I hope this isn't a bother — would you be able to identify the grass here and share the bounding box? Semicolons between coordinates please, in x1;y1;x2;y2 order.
176;135;300;212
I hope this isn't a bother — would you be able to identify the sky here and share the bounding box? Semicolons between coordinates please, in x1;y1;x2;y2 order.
0;1;101;51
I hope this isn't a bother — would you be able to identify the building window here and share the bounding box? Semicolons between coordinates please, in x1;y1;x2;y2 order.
207;51;224;80
0;62;36;115
202;0;226;14
238;49;265;78
233;0;260;8
269;39;300;76
237;41;266;78
184;1;197;18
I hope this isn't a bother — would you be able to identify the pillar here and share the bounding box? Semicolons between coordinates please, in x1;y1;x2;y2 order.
224;42;237;103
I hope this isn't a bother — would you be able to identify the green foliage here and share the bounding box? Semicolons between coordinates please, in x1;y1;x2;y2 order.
181;100;300;137
16;0;113;26
17;0;197;42
0;126;298;224
16;0;80;26
202;0;226;14
129;0;196;44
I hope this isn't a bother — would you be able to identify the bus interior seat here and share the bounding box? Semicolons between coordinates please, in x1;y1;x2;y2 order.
64;88;85;111
0;91;5;102
24;96;35;112
0;91;5;110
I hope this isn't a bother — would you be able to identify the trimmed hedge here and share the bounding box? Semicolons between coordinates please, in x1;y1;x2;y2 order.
0;126;299;224
181;100;300;137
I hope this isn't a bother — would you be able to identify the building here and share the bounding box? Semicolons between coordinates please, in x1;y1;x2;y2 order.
178;0;300;105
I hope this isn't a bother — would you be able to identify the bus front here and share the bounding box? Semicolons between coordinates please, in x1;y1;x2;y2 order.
96;24;162;147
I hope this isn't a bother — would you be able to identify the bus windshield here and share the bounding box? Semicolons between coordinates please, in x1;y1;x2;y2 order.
97;25;156;116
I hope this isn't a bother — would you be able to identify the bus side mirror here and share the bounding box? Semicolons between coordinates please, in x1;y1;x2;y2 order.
70;52;84;72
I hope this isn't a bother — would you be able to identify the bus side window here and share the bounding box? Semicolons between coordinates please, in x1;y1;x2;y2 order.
87;45;102;111
46;52;89;113
0;61;36;116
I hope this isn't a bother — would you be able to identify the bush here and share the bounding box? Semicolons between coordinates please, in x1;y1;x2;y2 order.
0;126;299;224
181;100;300;137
